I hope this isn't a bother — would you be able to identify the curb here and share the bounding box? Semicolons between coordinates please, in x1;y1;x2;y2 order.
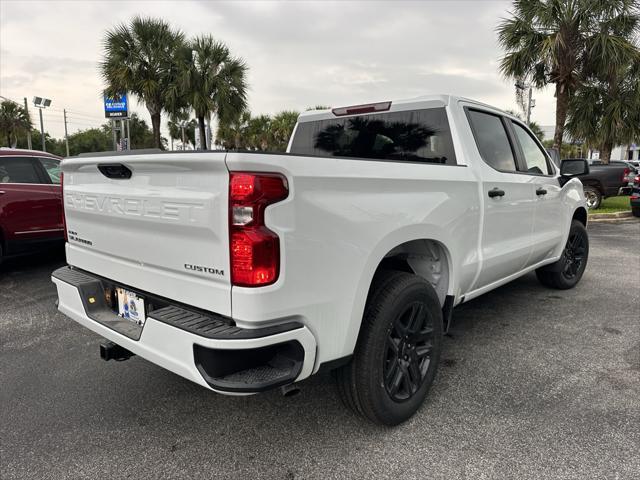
588;211;634;222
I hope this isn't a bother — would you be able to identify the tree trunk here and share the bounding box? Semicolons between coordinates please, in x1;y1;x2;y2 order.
553;82;570;152
198;116;207;150
599;140;614;164
150;111;162;149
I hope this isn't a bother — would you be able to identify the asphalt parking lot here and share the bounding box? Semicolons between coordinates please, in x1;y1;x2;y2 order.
1;220;638;480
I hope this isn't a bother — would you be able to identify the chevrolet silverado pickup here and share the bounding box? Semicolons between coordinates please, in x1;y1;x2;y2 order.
577;159;633;209
52;95;589;425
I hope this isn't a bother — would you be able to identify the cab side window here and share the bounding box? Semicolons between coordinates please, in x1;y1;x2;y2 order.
467;110;517;172
38;158;62;184
0;157;41;184
512;122;551;175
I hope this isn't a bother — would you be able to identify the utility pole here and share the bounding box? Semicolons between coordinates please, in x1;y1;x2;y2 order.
180;121;186;150
63;109;70;157
23;97;32;149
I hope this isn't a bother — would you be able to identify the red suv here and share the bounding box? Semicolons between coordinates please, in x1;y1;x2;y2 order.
0;148;64;263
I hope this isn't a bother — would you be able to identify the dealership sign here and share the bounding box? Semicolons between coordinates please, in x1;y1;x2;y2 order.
104;93;128;118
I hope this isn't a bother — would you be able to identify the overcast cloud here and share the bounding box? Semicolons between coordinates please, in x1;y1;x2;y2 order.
0;0;557;140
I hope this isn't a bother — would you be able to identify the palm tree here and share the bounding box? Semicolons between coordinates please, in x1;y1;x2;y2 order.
497;0;639;151
269;111;299;151
177;35;247;150
101;16;185;149
247;115;271;150
566;6;640;163
566;57;640;163
0;100;31;148
216;110;251;149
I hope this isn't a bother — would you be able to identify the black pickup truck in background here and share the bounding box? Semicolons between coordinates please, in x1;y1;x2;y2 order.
565;159;635;209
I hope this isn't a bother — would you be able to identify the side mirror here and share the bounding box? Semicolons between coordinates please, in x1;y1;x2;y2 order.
561;159;589;176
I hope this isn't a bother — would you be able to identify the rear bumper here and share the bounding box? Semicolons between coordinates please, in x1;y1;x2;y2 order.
52;266;317;394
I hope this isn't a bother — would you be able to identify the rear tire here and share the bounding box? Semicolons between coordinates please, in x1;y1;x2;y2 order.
632;206;640;218
336;270;443;426
583;186;602;210
536;220;589;290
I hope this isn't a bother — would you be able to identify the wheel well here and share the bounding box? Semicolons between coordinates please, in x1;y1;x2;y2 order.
573;207;588;226
374;239;450;306
582;181;603;195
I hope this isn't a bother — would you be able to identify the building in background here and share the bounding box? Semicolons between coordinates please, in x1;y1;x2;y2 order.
540;125;638;161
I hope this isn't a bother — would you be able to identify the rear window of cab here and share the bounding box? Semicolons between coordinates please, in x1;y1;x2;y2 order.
290;107;457;165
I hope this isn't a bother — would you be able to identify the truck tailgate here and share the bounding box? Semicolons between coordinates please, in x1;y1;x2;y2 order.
61;152;231;316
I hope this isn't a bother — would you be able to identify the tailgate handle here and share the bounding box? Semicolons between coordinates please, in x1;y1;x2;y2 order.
98;163;132;179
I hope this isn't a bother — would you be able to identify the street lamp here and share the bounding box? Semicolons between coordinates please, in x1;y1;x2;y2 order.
514;82;535;125
33;96;52;152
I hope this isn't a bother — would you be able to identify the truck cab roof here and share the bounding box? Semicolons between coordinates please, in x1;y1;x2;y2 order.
297;94;517;123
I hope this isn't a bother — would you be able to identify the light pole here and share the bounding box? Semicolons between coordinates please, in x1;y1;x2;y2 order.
515;81;535;125
33;96;52;152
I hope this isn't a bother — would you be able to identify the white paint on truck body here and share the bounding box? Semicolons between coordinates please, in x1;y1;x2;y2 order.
54;94;586;389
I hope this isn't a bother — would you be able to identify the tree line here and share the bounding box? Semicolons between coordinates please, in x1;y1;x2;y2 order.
0;107;162;157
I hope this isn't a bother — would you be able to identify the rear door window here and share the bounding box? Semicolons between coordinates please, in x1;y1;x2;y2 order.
290;107;457;165
0;157;41;184
466;110;517;172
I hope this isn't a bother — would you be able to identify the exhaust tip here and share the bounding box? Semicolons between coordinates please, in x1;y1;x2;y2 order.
280;384;301;397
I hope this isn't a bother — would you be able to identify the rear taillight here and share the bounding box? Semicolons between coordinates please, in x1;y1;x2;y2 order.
622;167;630;181
60;172;67;242
229;172;288;287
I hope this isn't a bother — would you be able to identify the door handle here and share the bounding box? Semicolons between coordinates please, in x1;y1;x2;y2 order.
536;188;548;196
488;188;505;198
0;190;5;195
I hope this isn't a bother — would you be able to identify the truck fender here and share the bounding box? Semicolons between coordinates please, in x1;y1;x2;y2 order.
340;224;457;357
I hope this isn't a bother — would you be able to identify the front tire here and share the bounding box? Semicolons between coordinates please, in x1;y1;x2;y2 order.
336;271;443;426
583;186;602;210
536;220;589;289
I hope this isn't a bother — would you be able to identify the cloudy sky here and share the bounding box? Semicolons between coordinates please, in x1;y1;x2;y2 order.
0;0;557;141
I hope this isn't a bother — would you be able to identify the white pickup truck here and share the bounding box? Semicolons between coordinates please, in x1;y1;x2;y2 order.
53;95;590;425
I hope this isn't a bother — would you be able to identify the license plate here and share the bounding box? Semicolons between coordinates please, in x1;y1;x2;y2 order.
116;288;146;326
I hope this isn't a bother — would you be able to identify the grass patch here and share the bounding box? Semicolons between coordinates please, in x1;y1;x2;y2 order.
590;195;631;214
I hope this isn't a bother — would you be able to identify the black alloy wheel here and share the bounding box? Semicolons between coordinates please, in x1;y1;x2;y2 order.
384;302;434;402
561;228;588;281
